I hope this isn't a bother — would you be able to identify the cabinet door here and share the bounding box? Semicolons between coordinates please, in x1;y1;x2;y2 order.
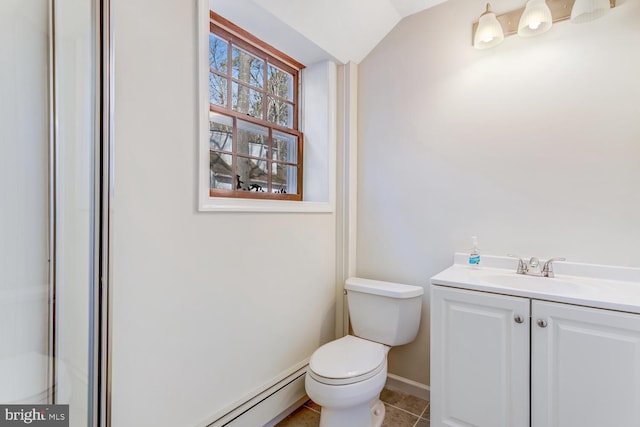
431;285;530;427
532;300;640;427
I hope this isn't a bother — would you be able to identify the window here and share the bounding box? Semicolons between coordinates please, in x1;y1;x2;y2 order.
208;12;305;200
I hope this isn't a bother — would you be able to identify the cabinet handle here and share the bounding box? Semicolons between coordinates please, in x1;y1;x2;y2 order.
514;314;524;324
537;319;548;328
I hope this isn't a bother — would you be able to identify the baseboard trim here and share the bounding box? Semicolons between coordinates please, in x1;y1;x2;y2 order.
197;360;308;427
385;373;430;401
263;395;309;427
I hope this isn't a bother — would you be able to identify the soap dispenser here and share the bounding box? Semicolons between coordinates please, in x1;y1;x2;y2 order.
469;236;481;267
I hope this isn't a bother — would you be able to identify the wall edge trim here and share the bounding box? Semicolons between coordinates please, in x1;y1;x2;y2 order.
385;373;430;401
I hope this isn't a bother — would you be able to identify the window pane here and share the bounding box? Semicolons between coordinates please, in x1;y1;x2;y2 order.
232;82;263;119
208;23;302;200
210;151;233;190
271;164;297;195
209;74;227;108
209;112;233;151
267;97;293;128
209;34;228;73
237;156;268;192
232;46;264;88
237;120;268;159
267;65;293;100
272;131;297;164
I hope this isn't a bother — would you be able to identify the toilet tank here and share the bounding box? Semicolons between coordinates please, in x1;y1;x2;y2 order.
345;277;424;346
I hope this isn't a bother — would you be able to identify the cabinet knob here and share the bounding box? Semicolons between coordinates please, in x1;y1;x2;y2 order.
537;319;548;328
514;314;524;324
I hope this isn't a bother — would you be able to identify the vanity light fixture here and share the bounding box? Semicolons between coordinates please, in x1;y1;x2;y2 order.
472;0;616;49
473;3;505;50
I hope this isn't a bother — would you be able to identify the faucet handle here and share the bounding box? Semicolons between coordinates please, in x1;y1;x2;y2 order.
542;257;566;278
507;254;527;274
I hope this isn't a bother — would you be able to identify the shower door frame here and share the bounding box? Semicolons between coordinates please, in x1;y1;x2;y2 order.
47;0;58;408
95;0;114;426
46;0;113;426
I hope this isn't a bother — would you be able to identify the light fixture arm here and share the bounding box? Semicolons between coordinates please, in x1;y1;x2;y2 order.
480;3;492;17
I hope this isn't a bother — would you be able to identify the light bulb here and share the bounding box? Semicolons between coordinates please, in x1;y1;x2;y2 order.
529;21;541;30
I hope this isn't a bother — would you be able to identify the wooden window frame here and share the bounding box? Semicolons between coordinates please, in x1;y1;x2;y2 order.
209;12;305;201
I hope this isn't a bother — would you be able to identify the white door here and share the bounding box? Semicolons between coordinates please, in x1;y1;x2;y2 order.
431;285;530;427
532;300;640;427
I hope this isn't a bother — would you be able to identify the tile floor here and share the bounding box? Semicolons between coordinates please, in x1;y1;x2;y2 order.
276;388;430;427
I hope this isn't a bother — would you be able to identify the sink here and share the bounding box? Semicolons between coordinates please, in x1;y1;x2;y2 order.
481;273;599;297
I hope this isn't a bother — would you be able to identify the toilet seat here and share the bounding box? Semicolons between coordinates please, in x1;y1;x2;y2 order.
308;335;387;386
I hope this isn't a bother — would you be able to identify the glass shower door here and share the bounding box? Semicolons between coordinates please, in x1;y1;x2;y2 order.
0;1;99;426
0;0;52;406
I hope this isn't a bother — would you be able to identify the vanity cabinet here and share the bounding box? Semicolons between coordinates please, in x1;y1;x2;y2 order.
431;285;640;427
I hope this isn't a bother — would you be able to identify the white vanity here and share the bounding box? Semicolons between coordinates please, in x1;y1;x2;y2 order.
430;254;640;427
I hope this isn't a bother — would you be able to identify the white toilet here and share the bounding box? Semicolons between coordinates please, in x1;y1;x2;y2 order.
305;277;424;427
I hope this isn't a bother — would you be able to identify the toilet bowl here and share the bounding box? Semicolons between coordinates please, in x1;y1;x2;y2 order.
305;277;423;427
306;336;389;427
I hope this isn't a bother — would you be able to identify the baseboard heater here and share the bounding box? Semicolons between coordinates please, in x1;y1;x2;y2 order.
199;360;309;427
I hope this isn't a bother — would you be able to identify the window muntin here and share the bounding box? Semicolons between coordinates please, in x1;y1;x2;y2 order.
208;13;304;200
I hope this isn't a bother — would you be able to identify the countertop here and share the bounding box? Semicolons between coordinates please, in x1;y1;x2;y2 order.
431;253;640;314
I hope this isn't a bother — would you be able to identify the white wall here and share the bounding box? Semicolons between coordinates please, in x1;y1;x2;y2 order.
111;1;337;426
357;0;640;386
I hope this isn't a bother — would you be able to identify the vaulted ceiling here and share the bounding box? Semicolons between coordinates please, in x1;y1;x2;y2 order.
212;0;447;65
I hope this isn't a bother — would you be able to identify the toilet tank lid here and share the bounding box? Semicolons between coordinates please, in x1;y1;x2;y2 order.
345;277;424;298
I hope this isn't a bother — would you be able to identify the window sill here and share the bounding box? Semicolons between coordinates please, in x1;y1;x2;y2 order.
198;197;333;213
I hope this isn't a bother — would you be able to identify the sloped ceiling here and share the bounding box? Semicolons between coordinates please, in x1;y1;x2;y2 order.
212;0;447;65
389;0;448;17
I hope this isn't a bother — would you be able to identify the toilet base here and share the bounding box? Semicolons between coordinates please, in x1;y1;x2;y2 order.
371;399;385;427
319;398;385;427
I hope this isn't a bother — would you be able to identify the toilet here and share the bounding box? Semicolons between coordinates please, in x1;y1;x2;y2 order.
305;277;424;427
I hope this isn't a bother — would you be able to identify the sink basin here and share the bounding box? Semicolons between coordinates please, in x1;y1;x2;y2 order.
481;273;599;297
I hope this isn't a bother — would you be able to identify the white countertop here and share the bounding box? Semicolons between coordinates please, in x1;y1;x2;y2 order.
430;253;640;314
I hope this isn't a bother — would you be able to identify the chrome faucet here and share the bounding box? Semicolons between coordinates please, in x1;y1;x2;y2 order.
508;255;566;277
